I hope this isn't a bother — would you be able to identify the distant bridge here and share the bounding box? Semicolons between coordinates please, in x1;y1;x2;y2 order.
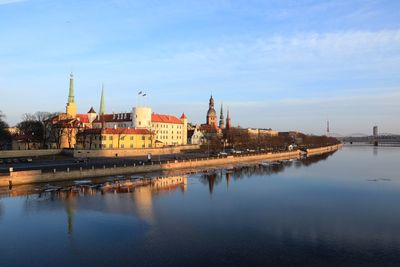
340;133;400;145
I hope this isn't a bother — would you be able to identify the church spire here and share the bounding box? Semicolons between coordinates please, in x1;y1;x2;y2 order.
66;72;77;117
99;83;105;115
68;72;75;103
226;106;231;129
209;94;214;109
219;103;225;129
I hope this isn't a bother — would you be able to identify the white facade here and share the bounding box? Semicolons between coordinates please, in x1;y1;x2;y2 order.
133;107;152;129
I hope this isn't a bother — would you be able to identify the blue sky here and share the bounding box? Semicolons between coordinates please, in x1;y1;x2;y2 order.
1;0;399;135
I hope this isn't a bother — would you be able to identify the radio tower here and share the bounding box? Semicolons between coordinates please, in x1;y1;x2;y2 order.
326;120;330;137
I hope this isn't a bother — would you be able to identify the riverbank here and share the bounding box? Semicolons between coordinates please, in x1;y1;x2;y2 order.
0;144;342;187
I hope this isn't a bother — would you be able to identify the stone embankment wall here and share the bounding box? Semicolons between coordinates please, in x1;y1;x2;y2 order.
0;145;341;187
74;145;200;158
306;144;342;156
0;149;63;159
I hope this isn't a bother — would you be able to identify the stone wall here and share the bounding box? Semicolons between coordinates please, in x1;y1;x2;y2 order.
0;149;63;159
74;144;200;158
306;144;343;156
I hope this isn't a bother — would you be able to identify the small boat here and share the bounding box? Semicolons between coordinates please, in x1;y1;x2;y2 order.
260;161;272;167
74;180;92;185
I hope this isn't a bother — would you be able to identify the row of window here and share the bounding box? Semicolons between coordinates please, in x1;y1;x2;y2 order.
155;124;183;129
86;143;152;149
158;136;182;140
103;135;149;141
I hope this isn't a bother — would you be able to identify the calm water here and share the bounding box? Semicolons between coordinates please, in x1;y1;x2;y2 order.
1;146;400;267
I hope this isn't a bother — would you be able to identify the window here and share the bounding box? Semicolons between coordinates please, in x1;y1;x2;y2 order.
130;136;134;140
109;136;113;140
109;144;112;148
120;144;124;148
130;144;134;148
142;136;145;140
142;144;145;148
120;136;125;140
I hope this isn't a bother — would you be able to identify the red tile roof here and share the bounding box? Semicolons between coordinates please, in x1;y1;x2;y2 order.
76;114;89;123
180;113;187;119
199;124;218;132
151;113;182;124
90;112;182;124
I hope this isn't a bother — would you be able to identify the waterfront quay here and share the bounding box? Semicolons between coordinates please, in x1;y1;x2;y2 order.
0;144;341;187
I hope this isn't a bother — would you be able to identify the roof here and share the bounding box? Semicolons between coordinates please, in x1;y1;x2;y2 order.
93;113;132;123
76;114;89;123
151;113;182;124
90;112;183;124
87;107;96;114
199;124;218;132
180;113;187;119
79;128;153;135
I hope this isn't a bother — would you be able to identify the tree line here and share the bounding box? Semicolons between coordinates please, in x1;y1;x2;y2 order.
201;128;340;152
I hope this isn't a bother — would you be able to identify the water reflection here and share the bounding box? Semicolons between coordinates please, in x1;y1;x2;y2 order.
3;148;400;266
200;152;336;194
373;146;378;156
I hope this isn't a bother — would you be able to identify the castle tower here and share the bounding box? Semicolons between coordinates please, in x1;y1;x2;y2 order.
99;83;105;115
180;113;188;145
226;107;231;129
219;103;225;129
206;95;217;128
87;107;97;124
66;72;77;118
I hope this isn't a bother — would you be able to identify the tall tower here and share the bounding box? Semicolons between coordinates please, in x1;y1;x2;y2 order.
326;120;330;136
180;113;188;145
219;103;225;129
226;107;231;130
99;83;105;115
206;95;217;128
66;72;77;118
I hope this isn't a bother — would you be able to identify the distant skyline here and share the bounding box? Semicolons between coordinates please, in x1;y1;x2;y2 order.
1;0;399;135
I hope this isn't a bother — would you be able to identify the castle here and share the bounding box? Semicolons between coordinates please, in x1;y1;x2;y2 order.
51;73;187;149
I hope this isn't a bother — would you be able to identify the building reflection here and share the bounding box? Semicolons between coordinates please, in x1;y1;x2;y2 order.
226;172;231;192
199;151;337;194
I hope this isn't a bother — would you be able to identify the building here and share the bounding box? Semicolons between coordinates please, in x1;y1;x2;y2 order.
247;128;279;137
76;128;154;149
373;126;378;138
206;95;217;129
200;95;231;134
90;108;188;146
48;73;188;149
187;127;206;145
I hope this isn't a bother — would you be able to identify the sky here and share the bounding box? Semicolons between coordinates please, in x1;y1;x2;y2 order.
0;0;399;135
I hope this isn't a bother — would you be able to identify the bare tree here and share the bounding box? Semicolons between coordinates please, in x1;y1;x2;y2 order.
0;111;11;150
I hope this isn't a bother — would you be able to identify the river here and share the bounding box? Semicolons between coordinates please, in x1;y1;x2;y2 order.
1;146;399;266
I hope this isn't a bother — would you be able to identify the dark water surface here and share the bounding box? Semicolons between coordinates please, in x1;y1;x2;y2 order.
1;146;400;267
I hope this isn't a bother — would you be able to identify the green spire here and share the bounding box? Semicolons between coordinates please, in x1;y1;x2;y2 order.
68;72;75;103
99;83;105;115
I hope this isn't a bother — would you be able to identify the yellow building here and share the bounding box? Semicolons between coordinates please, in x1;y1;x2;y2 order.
76;128;154;149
